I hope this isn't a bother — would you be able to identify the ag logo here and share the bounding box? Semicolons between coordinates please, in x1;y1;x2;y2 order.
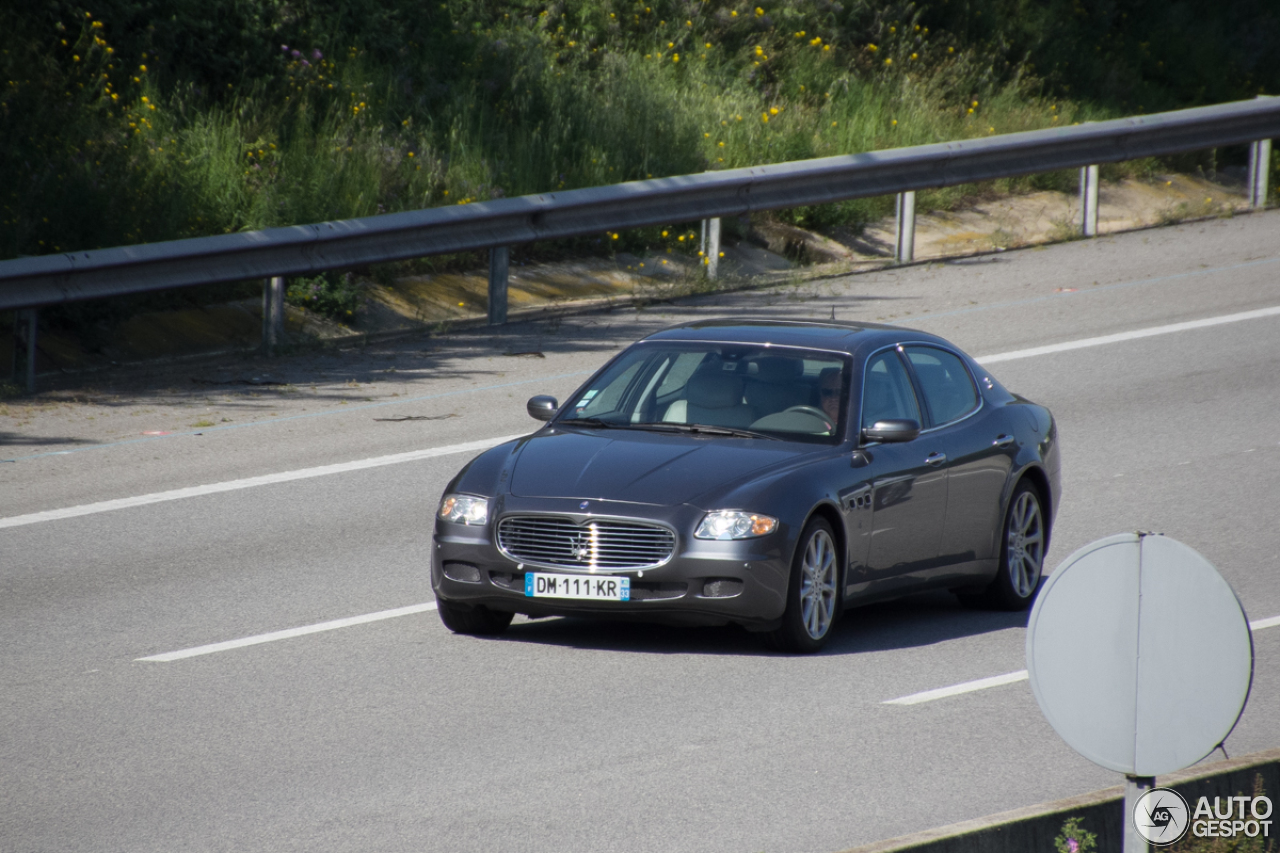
1135;788;1191;846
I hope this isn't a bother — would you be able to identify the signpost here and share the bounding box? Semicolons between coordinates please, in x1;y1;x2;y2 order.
1026;533;1254;853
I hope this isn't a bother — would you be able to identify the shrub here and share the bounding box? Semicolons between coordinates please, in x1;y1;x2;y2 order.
285;271;364;321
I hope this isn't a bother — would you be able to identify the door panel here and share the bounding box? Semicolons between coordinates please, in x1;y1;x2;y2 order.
936;410;1015;579
864;442;949;584
844;346;948;596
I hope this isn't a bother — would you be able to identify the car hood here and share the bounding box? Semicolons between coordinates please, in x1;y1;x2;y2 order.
508;428;805;506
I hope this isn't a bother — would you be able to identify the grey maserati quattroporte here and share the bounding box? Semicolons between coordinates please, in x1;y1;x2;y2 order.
431;319;1059;652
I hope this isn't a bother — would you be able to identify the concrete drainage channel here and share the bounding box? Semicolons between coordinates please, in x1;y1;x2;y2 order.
834;748;1280;853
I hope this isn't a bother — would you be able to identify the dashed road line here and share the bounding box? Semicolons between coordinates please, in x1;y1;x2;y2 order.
884;614;1280;705
136;602;440;662
0;434;523;530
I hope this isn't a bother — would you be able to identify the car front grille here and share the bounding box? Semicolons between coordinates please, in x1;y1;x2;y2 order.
496;516;676;571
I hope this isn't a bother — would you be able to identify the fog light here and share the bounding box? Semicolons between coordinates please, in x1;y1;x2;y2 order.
442;562;482;583
701;578;744;598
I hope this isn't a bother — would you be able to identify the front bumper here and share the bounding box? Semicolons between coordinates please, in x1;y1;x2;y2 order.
431;496;793;629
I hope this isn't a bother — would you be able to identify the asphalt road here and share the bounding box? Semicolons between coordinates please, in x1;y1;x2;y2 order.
3;211;1279;853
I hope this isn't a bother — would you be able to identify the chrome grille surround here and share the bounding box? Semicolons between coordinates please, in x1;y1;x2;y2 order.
496;515;677;572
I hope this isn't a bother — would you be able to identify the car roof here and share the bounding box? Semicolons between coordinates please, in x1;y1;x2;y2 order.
642;318;951;354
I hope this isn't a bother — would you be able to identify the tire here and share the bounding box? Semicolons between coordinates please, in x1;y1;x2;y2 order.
959;480;1046;611
436;599;514;635
766;517;841;653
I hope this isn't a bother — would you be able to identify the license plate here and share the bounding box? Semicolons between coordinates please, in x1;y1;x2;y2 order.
524;572;630;601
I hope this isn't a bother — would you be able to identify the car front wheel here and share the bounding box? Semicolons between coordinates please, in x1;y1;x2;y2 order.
767;517;841;653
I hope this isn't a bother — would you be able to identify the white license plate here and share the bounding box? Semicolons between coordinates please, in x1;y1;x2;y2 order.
524;572;630;601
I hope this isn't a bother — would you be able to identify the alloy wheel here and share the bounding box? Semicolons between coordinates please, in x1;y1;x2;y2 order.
799;528;838;639
1005;490;1045;598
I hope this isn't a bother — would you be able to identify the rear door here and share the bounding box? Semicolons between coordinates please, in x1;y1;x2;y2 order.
902;345;1013;583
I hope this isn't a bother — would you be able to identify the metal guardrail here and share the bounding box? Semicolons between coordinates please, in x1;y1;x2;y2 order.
3;96;1277;389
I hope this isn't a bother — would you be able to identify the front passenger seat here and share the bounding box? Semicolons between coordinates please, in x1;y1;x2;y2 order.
663;371;755;428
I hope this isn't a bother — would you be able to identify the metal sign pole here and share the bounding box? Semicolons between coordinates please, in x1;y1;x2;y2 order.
1124;776;1154;853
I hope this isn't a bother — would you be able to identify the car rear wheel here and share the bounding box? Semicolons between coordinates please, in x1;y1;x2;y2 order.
959;480;1046;611
767;517;840;653
437;600;515;635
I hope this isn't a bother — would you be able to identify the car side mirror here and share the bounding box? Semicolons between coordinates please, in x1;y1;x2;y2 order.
527;395;559;421
862;418;920;444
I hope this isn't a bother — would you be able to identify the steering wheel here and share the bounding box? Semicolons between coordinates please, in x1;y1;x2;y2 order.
781;405;834;432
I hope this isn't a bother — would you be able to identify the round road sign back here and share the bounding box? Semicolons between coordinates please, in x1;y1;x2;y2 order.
1026;533;1253;777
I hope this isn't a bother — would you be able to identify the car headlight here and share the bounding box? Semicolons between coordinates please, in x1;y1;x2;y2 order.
694;510;778;540
438;494;490;526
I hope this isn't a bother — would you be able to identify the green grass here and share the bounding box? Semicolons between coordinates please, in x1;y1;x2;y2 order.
2;0;1276;290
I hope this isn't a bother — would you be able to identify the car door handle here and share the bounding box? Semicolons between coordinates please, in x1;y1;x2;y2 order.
925;452;947;467
993;434;1015;448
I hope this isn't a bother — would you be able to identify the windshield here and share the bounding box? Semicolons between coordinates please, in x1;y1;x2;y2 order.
558;341;851;442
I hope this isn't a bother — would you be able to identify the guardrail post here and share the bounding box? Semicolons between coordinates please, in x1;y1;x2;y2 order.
1080;165;1100;236
894;191;916;263
12;308;37;393
1248;139;1272;208
700;218;721;279
488;246;509;325
262;276;285;355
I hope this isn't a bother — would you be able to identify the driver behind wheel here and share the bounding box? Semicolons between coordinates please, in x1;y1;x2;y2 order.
818;367;842;426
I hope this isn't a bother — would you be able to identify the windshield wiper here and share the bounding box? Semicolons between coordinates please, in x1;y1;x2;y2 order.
559;416;623;429
630;422;780;440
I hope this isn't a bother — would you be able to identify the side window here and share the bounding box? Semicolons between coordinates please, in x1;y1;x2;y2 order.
904;346;979;426
861;350;921;431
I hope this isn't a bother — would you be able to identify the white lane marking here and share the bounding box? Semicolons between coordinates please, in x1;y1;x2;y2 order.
0;434;524;530
884;670;1029;705
885;614;1280;705
975;305;1280;365
136;602;440;662
1251;614;1280;632
136;606;1280;668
